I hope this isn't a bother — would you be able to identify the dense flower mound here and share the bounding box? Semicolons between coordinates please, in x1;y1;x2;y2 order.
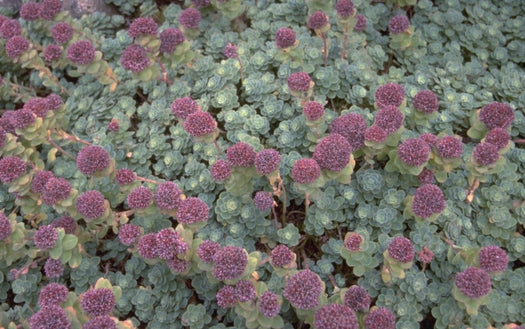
223;43;238;59
436;136;463;159
364;308;396;329
0;213;12;241
44;44;62;62
329;113;367;151
455;267;492;299
179;8;201;29
275;27;296;48
387;236;414;263
5;36;29;58
212;246;248;281
31;170;54;194
258;291;280;318
118;224;142;246
171;97;199;120
0;19;21;39
479;102;514;130
478;245;508;273
397;138;430;167
226;142;256;167
364;126;387;143
417;168;434;185
33;225;58;250
287;72;312;92
41;177;71;205
354;14;367;31
216;285;237;308
155;228;187;260
412;183;446;217
76;190;106;220
38;283;68;307
255;148;281;175
303;101;325;121
115;168;135;185
283;269;323;309
308;11;329;30
292;158;321;184
412;90;439;114
389;15;410;34
374;105;404;135
30;305;71;329
335;0;355;18
197;240;220;263
51;215;77;234
160;28;185;53
253;191;274;211
375;83;405;109
44;258;63;278
80;288;115;316
121;45;150;72
314;303;359;329
270;245;295;267
313;133;352;172
184;111;217;137
67;40;95;65
76;145;110;176
177;197;209;224
20;2;41;21
344;285;371;312
127;186;153;209
51;22;73;45
211;159;232;182
484;128;510;150
39;0;62;20
343;233;362;252
83;316;117;329
472;142;500;166
154;181;182;210
128;17;158;38
235;280;255;302
420;133;438;148
137;233;158;259
0;156;26;183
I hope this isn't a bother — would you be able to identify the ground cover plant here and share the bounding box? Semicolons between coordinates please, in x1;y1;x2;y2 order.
0;0;524;328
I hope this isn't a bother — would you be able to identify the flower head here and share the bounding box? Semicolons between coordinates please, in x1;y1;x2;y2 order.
255;149;281;175
183;111;217;137
412;90;439;114
51;22;73;45
32;171;54;194
41;177;71;205
39;0;62;20
344;285;370;312
343;233;362;252
1;111;16;134
0;19;21;39
287;72;312;92
171;97;198;120
387;236;414;263
303;101;324;121
253;191;273;211
0;156;26;183
46;94;63;111
397;138;430;167
115;168;135;185
364;308;396;329
335;0;355;19
270;245;295;267
76;145;110;176
354;14;367;31
226;142;256;167
23;97;54;117
108;119;119;132
472;142;499;166
235;280;255;302
258;291;280;318
166;257;190;273
216;285;237;308
417;246;434;264
155;228;187;260
80;288;115;316
44;258;63;278
160;28;185;53
83;316;117;329
223;43;238;59
127;17;158;38
484;128;510;151
417;168;434;185
179;8;201;29
314;304;358;329
5;36;29;58
76;190;106;220
275;27;296;48
374;105;404;135
39;283;68;308
283;269;323;309
137;233;158;259
364;126;387;143
121;44;150;72
478;245;508;273
197;240;220;263
212;246;248;281
436;136;463;159
20;2;42;21
329;113;367;151
67;40;95;65
154;181;182;210
308;11;329;30
388;15;410;34
30;305;71;329
455;267;491;299
0;213;12;241
44;44;62;62
313;133;352;172
177;197;209;224
211;159;231;182
291;158;321;184
420;133;438;148
479;102;514;129
375;83;405;109
13;108;37;130
51;215;77;234
118;224;142;246
127;186;153;209
34;225;58;250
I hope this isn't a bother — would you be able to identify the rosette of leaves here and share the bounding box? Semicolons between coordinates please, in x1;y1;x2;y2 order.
340;230;380;277
213;0;246;21
180;304;212;329
46;227;82;268
234;281;285;329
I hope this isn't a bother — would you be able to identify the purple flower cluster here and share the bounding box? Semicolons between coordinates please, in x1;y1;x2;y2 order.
223;43;238;59
127;186;153;209
216;285;237;308
364;126;387;143
417;168;434;185
31;171;54;195
303;101;325;121
108;119;119;132
0;19;21;39
137;233;158;259
76;190;106;220
12;108;35;130
436;136;463;159
329;113;367;151
275;27;296;48
197;240;220;263
484;128;510;151
270;245;295;267
472;142;500;166
0;111;16;134
51;215;77;234
121;45;150;73
171;97;199;120
160;28;185;53
287;72;312;92
387;236;414;263
412;90;439;114
226;142;256;167
76;145;110;176
0;127;6;149
38;283;68;308
118;224;142;246
41;177;71;205
44;44;62;62
212;246;248;281
0;156;26;183
177;197;209;224
23;96;58;117
388;15;410;34
0;213;12;240
258;291;280;318
283;269;322;309
39;0;62;20
51;22;73;45
417;246;434;264
154;181;182;210
253;191;274;211
313;133;352;172
455;267;491;299
67;40;95;65
20;2;41;21
255;148;281;175
183;111;217;137
83;316;116;329
211;159;232;182
30;305;71;329
33;225;58;250
235;280;255;302
166;257;190;273
478;245;508;273
374;105;404;135
479;102;514;130
5;36;29;58
364;308;396;329
192;0;211;8
335;0;355;18
127;17;158;38
375;83;405;109
354;14;367;31
343;233;362;252
179;8;201;29
44;258;63;278
291;158;321;184
155;227;188;260
314;304;358;329
308;11;329;30
420;133;438;148
80;288;115;316
344;285;370;312
115;168;135;185
397;138;430;167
